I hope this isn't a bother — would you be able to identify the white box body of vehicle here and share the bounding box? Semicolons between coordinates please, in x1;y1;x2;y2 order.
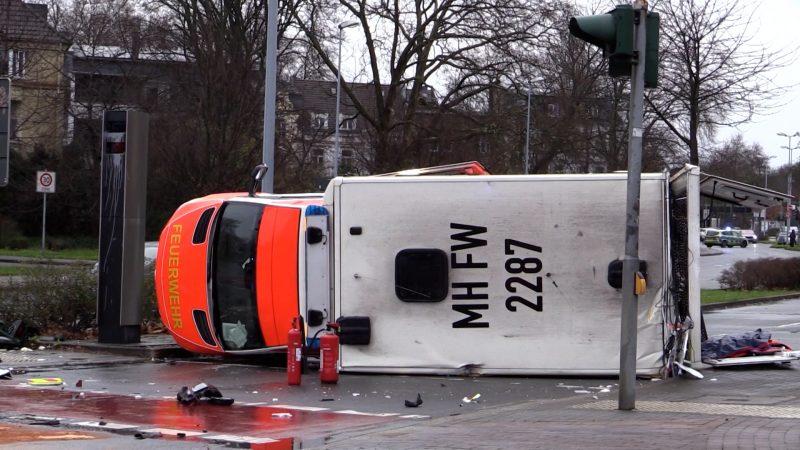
324;170;699;376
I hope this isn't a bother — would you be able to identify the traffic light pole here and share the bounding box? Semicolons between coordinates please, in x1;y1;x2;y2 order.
619;0;648;411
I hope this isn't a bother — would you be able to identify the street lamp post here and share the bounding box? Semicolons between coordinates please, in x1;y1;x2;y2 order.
764;155;776;188
524;84;531;174
333;20;359;178
778;131;800;230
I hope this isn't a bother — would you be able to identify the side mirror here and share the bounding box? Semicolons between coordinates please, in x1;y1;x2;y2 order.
248;164;269;197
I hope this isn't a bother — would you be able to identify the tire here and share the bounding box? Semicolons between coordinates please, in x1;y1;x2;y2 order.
721;241;727;248
741;241;747;248
706;244;713;248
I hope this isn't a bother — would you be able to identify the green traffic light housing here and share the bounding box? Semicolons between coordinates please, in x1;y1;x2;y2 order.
569;4;659;88
569;5;634;61
643;12;660;89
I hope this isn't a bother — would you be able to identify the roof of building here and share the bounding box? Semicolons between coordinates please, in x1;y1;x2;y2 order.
0;0;70;45
285;78;436;119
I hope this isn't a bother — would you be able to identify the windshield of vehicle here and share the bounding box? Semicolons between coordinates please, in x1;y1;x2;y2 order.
211;202;266;350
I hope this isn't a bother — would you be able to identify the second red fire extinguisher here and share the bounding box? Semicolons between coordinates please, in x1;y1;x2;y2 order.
319;323;340;384
287;318;303;385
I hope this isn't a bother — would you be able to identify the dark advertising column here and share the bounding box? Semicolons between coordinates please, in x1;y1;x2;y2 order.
98;110;149;343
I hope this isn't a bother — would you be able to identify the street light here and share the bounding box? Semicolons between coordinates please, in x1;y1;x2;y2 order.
524;83;532;174
333;20;359;178
778;131;800;230
764;155;776;188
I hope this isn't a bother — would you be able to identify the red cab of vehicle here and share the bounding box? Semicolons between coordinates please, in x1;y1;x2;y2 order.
155;193;329;355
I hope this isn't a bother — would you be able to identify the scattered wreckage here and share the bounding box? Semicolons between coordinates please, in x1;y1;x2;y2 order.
702;328;800;367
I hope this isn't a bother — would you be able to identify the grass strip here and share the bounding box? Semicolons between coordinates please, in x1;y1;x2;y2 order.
0;248;96;260
701;289;800;305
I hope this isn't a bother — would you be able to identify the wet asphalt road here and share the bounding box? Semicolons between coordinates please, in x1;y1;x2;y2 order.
5;296;800;449
2;247;800;447
0;352;623;448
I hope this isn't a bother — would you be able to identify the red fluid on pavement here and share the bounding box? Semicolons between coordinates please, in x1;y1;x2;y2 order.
0;386;394;444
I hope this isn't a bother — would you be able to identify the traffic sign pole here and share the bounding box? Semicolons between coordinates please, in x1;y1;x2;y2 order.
619;0;649;411
41;193;47;253
35;170;56;253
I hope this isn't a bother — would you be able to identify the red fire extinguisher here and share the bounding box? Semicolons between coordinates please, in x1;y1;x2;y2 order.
287;318;303;385
319;323;340;384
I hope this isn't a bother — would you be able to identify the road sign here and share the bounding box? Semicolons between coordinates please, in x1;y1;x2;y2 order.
36;170;56;193
0;78;9;187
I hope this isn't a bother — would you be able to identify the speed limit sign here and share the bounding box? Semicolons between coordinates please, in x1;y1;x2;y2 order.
36;170;56;193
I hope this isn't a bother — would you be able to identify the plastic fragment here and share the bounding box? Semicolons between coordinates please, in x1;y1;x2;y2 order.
272;413;292;418
0;369;11;380
177;386;197;405
26;377;63;386
404;393;423;408
75;379;82;387
461;393;481;403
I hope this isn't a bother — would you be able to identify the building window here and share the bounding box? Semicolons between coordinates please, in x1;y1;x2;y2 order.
312;148;325;165
8;50;27;79
338;113;357;130
313;113;328;129
547;103;560;117
340;148;354;165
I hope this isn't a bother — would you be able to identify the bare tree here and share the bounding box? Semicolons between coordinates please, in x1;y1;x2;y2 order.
291;0;560;173
701;134;768;184
648;0;790;165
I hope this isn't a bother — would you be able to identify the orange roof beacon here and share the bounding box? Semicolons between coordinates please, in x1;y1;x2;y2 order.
155;190;329;355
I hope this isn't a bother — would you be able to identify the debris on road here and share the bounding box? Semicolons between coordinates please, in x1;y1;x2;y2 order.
461;393;481;404
176;382;234;406
702;328;800;367
404;393;423;408
26;377;63;386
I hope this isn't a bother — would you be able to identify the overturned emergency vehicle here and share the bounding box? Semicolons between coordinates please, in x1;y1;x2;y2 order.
154;163;787;376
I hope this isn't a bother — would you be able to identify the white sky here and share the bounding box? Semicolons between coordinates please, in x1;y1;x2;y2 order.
719;0;800;168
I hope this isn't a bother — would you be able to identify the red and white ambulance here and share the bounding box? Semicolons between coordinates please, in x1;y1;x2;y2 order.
157;164;781;376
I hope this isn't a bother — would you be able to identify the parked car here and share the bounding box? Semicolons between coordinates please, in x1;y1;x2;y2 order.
704;229;747;248
700;228;710;242
778;232;788;244
92;241;159;274
740;229;758;243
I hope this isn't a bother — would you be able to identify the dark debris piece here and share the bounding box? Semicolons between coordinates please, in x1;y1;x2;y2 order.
404;393;423;408
177;386;197;405
178;383;233;406
203;397;234;406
